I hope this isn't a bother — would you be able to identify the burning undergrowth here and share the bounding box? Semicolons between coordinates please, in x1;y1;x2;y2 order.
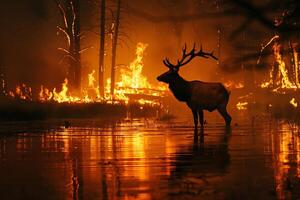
3;36;300;120
228;34;300;116
6;43;166;106
0;43;168;120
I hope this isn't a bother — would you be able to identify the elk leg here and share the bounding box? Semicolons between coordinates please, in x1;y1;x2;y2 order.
198;109;204;127
217;106;232;126
192;110;198;130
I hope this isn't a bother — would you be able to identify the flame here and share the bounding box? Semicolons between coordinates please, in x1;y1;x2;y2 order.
52;79;80;103
236;101;248;110
105;42;166;105
39;85;53;102
88;70;96;88
260;81;271;88
273;43;296;88
86;70;100;100
289;98;298;108
260;36;299;91
9;42;166;106
9;84;32;100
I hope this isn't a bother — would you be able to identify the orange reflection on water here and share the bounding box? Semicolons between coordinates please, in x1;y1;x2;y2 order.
1;117;300;199
297;136;300;178
44;120;179;200
272;123;300;199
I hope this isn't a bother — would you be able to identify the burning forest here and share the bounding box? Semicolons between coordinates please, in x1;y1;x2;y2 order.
1;0;299;120
8;42;166;105
0;0;300;199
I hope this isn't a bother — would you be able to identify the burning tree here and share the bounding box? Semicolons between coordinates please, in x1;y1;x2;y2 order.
256;1;300;91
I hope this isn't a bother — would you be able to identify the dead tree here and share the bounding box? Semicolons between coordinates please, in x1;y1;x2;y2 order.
99;0;106;97
56;0;82;91
0;64;7;96
110;0;121;98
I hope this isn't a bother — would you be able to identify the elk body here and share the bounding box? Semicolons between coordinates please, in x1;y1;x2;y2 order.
157;44;231;130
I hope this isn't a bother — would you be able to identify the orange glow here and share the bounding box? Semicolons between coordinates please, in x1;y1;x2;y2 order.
289;98;298;108
236;101;248;110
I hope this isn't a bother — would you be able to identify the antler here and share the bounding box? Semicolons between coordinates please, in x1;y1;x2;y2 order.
163;43;218;69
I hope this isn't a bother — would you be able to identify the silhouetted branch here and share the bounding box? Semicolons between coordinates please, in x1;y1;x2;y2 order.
229;0;300;33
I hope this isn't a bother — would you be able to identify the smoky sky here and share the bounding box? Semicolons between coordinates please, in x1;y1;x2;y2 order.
0;0;275;89
0;0;60;87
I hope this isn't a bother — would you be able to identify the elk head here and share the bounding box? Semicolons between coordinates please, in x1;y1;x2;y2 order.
157;44;218;83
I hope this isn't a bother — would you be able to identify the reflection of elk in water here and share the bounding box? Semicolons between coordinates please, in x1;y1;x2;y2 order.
157;44;231;130
169;129;231;194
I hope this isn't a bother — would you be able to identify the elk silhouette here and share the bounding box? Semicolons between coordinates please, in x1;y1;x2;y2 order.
157;44;231;130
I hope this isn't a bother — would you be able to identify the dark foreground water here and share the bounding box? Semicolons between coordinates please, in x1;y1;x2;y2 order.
0;113;299;200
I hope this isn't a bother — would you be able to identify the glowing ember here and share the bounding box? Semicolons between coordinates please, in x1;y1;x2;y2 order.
289;98;298;108
236;101;248;110
260;81;271;88
224;81;244;89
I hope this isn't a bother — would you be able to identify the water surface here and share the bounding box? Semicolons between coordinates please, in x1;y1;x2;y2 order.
0;113;299;199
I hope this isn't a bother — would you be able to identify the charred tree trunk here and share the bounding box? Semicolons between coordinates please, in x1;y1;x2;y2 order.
99;0;106;97
0;64;7;96
56;0;82;91
64;0;74;88
73;0;81;91
110;0;121;99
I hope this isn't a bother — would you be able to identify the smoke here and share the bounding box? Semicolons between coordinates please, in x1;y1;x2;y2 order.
0;0;281;93
0;0;63;89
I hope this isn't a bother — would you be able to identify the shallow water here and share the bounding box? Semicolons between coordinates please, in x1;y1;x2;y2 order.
0;113;299;200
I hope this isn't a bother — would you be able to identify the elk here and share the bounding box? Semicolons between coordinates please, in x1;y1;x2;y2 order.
157;44;231;130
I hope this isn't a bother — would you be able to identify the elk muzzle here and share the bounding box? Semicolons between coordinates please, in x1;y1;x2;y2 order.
157;75;163;82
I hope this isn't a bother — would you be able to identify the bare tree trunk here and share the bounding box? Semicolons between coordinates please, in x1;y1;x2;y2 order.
99;0;105;97
56;0;81;91
73;0;81;91
0;64;7;96
65;0;75;88
110;0;121;99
